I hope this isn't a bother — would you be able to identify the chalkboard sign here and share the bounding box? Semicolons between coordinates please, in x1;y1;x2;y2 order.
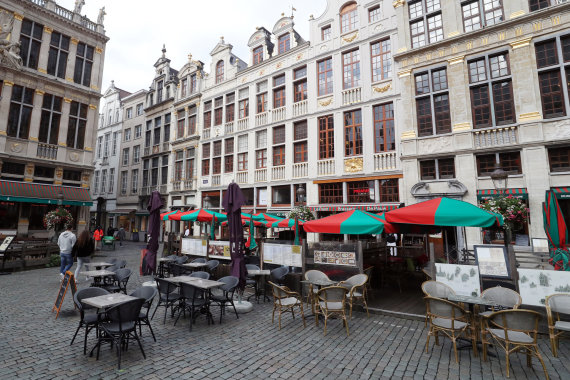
0;236;15;252
52;271;76;319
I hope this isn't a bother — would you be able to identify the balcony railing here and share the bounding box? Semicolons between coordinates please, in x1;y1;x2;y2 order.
36;143;58;160
317;159;335;176
255;112;268;127
473;126;518;149
173;181;181;191
342;87;361;105
273;107;286;122
203;128;210;139
54;4;73;19
225;122;234;134
212;175;221;186
162;142;169;152
374;151;397;171
236;171;248;184
255;169;267;182
293;100;308;117
292;162;308;178
272;166;285;180
184;179;195;190
144;147;150;156
237;118;249;131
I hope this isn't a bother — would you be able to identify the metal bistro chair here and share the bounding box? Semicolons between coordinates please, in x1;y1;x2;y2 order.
545;293;570;357
190;271;210;280
339;274;369;318
424;296;474;363
174;282;207;331
104;268;132;294
483;309;549;379
270;266;289;286
316;286;349;336
210;276;239;324
245;264;260;302
176;255;189;265
70;287;110;355
191;258;207;264
129;286;158;342
152;277;182;324
206;260;220;279
268;281;305;330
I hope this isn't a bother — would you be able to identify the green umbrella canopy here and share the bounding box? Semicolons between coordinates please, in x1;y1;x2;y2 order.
161;210;179;221
252;213;284;223
384;197;504;228
543;191;568;250
179;208;228;223
268;218;305;228
303;209;387;235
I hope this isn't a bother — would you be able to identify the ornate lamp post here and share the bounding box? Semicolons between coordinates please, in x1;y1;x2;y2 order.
296;184;305;205
490;164;508;195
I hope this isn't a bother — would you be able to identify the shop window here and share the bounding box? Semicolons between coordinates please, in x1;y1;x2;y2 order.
548;146;570;172
272;185;291;205
347;181;374;203
319;183;343;204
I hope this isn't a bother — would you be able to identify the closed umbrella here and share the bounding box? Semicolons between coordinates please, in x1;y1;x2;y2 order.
543;191;569;271
304;209;388;235
144;191;163;275
246;217;258;250
222;183;248;289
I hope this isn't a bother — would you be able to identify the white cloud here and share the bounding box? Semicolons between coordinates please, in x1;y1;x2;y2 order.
56;0;327;93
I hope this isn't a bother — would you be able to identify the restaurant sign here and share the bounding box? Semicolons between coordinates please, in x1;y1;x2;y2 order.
314;250;356;267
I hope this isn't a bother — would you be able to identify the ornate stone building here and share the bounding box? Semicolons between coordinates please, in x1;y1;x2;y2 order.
0;0;107;236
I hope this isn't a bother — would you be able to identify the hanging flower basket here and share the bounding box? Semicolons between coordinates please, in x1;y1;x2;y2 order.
43;208;74;231
287;205;315;221
479;195;529;231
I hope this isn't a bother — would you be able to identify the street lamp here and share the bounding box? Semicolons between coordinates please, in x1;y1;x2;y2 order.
296;184;305;205
490;164;508;195
203;195;211;208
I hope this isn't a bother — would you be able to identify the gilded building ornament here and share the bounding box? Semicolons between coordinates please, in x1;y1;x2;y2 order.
373;82;392;93
29;136;39;141
344;158;363;173
95;46;103;54
448;55;465;65
533;21;542;32
519;111;541;121
84;147;92;151
0;130;7;136
276;62;282;69
296;53;303;61
401;130;416;140
397;47;407;53
4;81;14;87
10;142;23;153
69;153;79;162
71;38;79;45
448;31;460;37
55;168;63;178
552;15;561;26
342;32;358;43
64;97;72;103
510;10;526;19
510;37;532;49
13;13;23;21
38;68;47;74
66;77;74;82
35;89;45;95
89;104;97;110
318;97;333;107
90;85;99;91
397;69;411;78
58;142;67;147
392;0;405;8
515;26;523;37
258;70;265;76
43;26;53;34
452;122;471;132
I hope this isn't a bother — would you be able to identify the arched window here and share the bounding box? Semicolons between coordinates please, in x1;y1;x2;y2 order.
216;60;224;84
340;2;358;33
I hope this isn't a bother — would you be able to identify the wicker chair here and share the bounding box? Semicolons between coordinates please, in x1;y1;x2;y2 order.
339;274;369;318
424;296;474;363
421;281;457;327
304;270;331;313
316;286;349;336
545;293;570;357
479;286;522;352
268;281;305;330
483;309;548;379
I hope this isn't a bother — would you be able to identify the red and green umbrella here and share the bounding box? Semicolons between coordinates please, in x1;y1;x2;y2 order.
161;210;179;221
252;213;284;223
543;191;569;271
268;218;305;229
167;210;196;221
245;218;258;250
221;219;265;227
179;208;228;223
384;197;503;228
303;209;388;235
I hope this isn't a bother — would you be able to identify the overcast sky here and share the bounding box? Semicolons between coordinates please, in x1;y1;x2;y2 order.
57;0;328;94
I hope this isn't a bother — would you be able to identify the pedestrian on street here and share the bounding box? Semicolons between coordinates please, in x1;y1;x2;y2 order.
58;224;76;280
107;225;114;237
184;225;190;237
118;226;126;246
93;226;103;250
72;230;94;281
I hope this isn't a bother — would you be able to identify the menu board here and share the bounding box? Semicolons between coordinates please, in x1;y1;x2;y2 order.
208;241;231;260
518;268;570;306
474;244;510;279
313;250;356;267
263;243;302;268
181;238;207;257
435;263;481;297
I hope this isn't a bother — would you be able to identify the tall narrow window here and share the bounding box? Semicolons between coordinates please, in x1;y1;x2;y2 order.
255;149;267;169
225;138;234;172
468;52;515;128
175;151;184;181
67;101;88;149
203;101;212;129
238;153;248;171
132;169;139;193
318;115;334;159
369;5;381;22
226;93;235;123
177;109;185;139
371;39;392;82
535;35;570;118
181;78;188;98
190;74;197;93
415;68;451;136
93;171;100;194
293;120;308;163
253;46;263;65
273;75;286;108
239;88;249;119
409;0;443;48
278;34;291;54
122;148;130;166
318;58;333;96
7;85;34;140
321;25;331;41
74;42;94;87
157;80;163;103
340;2;359;33
38;94;62;145
344;110;362;156
293;66;307;102
256;81;267;114
188;105;197;135
108;168;115;193
373;103;395;153
20;19;43;70
47;31;70;78
273;126;286;166
101;170;107;193
462;0;504;32
216;60;224;84
214;97;223;126
121;171;128;195
343;50;361;89
186;148;196;179
133;145;141;164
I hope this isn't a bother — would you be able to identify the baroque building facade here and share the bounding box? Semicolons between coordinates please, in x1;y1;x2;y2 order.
0;0;107;237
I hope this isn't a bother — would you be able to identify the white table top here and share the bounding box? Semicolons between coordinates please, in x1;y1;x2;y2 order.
248;270;271;276
87;262;113;267
82;270;116;277
166;276;224;290
158;257;175;262
301;279;338;287
82;293;138;309
182;262;208;268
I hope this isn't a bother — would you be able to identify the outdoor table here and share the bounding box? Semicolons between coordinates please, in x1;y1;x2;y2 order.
158;257;176;277
182;262;208;272
247;269;271;303
301;279;339;316
165;276;224;325
447;294;497;356
82;269;116;288
87;262;113;269
82;293;138;309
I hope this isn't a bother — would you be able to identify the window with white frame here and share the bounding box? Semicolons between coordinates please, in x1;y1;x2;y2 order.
121;171;128;195
108;168;115;193
133;145;140;164
408;0;443;48
238;134;248;152
131;169;139;193
124;128;131;141
122;148;129;166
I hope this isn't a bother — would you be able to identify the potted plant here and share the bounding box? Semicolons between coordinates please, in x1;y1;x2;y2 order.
44;208;74;242
480;195;529;243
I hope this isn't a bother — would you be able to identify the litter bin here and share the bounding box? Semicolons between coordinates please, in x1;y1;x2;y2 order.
132;232;139;242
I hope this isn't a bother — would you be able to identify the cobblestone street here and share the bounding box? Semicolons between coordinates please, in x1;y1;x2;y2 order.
0;242;568;379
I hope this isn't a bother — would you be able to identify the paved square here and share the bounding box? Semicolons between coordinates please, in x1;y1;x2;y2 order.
1;242;568;379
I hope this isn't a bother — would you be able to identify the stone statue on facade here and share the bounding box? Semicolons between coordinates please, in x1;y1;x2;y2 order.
97;7;106;25
0;11;22;69
74;0;85;14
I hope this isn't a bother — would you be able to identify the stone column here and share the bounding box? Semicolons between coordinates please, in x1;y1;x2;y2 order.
0;81;14;134
523;146;549;239
91;46;105;92
66;38;78;84
509;39;542;121
84;104;98;158
57;98;72;160
11;12;23;44
28;89;45;142
37;26;53;74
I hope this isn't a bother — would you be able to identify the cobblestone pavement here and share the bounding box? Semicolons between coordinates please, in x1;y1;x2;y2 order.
1;241;568;379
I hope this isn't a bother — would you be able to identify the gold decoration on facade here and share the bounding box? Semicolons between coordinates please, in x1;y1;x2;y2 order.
54;180;63;185
318;97;333;107
510;37;532;50
344;158;363;173
55;168;63;178
71;37;79;45
397;47;407;53
64;97;72;103
9;142;23;153
342;32;358;43
89;104;97;110
13;13;23;21
448;55;465;65
38;68;47;74
58;142;67;147
498;31;506;41
296;53;303;61
392;0;405;8
426;53;432;60
466;41;473;50
276;62;283;69
533;21;542;32
373;82;392;93
35;89;45;95
81;183;89;188
69;153;79;162
397;69;411;78
43;27;53;34
519;111;541;121
66;77;74;82
510;10;526;19
515;26;523;37
401;130;416;140
453;122;471;132
29;136;38;141
0;130;7;136
413;56;419;64
552;15;561;26
84;147;93;151
258;70;264;76
4;81;14;87
448;31;460;37
90;85;99;91
78;220;87;225
481;36;489;45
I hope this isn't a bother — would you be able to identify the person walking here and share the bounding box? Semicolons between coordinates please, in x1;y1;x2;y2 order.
93;226;103;250
58;224;76;280
72;230;94;281
184;225;190;237
118;226;126;246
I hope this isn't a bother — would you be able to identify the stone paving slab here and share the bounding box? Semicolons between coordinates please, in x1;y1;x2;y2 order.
0;241;568;379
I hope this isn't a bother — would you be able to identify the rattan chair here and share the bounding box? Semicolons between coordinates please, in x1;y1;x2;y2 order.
268;281;305;330
152;277;182;324
210;276;239;324
339;274;369;318
545;293;570;357
421;280;456;298
424;296;474;363
479;286;522;352
316;286;349;336
304;270;331;313
483;309;548;379
190;271;210;280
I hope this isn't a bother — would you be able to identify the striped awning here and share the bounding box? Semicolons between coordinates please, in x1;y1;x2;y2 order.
0;180;93;206
477;188;528;200
308;204;400;212
552;187;570;199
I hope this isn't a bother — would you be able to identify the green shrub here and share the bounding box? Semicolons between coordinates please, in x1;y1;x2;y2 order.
46;254;61;268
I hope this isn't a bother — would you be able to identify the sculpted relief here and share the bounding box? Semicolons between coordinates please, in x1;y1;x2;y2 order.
0;9;22;69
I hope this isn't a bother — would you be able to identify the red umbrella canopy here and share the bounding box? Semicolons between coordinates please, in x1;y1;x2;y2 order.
304;209;387;235
179;209;228;223
384;197;503;228
252;213;284;223
161;210;179;221
168;210;196;221
221;219;265;227
269;218;305;229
